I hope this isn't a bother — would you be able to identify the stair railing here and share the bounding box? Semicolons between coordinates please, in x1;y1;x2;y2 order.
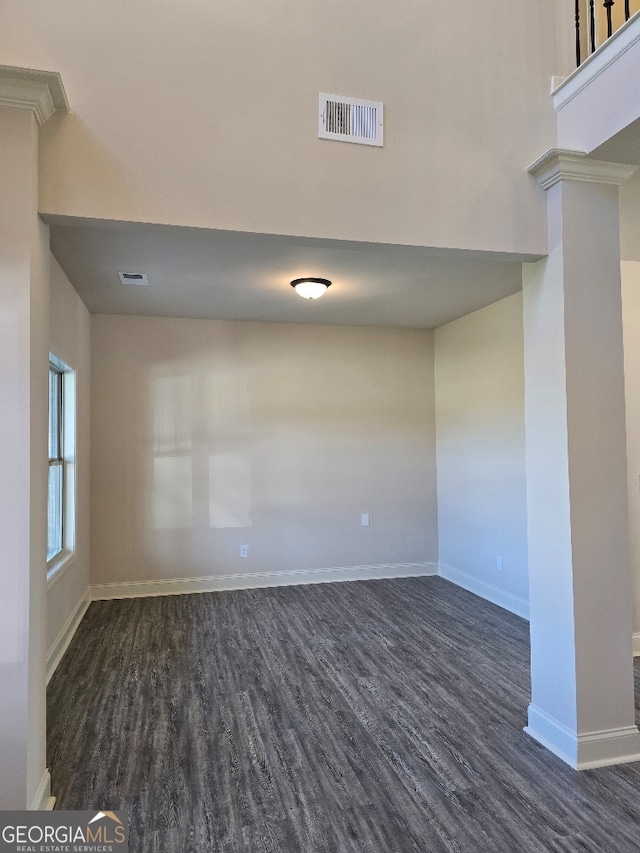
575;0;636;65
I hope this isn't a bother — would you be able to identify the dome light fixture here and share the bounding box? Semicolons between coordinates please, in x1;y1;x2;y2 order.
290;277;332;300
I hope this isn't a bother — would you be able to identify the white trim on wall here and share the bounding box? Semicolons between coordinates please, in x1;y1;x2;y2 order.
633;633;640;656
46;586;91;685
438;562;530;620
91;562;439;600
30;769;55;811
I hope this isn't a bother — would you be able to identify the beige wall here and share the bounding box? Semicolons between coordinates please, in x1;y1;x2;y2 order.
91;316;437;585
434;292;529;612
432;270;640;630
622;261;640;635
47;255;91;652
0;0;572;255
620;174;640;263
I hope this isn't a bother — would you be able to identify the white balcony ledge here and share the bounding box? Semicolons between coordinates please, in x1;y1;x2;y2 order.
551;11;640;156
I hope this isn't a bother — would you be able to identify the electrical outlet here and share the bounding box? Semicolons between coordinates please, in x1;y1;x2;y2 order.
496;555;503;571
240;544;248;558
361;513;370;527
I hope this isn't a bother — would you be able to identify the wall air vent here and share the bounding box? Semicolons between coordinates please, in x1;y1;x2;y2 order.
318;93;383;147
118;272;150;286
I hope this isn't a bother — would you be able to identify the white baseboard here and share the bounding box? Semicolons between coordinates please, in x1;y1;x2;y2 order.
30;769;55;810
525;703;640;770
438;562;529;620
46;586;91;684
633;632;640;656
91;562;439;600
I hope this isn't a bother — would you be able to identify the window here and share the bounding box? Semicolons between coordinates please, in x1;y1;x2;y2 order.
48;364;64;561
47;353;76;579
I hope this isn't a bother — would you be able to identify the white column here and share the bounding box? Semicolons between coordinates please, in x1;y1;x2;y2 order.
524;148;640;769
0;68;68;809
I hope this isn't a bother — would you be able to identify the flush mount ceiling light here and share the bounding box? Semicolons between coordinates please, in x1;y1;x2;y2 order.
290;277;332;300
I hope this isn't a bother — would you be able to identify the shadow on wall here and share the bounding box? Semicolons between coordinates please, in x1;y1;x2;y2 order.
148;366;252;532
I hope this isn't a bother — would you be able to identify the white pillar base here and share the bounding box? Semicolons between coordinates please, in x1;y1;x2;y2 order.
525;704;640;770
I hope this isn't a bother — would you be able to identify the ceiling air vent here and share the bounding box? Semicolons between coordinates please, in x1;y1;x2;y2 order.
318;93;383;147
118;272;149;286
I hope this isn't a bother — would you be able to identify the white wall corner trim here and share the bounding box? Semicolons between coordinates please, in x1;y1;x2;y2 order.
0;65;69;125
633;632;640;656
46;586;91;684
525;704;640;770
527;148;637;190
30;769;55;811
437;563;529;620
90;562;439;600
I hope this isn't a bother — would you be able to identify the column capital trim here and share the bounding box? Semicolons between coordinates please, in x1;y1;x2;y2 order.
527;148;637;190
0;65;69;126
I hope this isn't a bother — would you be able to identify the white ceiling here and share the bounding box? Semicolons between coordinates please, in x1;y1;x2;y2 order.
47;217;538;329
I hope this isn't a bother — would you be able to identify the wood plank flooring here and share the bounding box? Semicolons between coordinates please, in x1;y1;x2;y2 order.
47;577;640;852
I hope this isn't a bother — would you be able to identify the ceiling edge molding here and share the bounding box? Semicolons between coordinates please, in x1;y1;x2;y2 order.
528;148;637;189
0;65;69;126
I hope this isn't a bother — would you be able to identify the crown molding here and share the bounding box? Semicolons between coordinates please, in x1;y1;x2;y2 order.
528;148;637;189
0;65;68;125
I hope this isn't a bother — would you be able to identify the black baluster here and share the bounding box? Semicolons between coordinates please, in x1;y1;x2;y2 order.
604;0;614;37
576;0;581;65
625;0;630;20
589;0;596;53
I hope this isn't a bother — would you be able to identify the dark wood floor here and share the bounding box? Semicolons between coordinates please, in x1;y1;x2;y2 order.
48;577;640;852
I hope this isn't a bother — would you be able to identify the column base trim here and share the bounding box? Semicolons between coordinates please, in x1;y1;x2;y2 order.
525;704;640;769
30;769;55;811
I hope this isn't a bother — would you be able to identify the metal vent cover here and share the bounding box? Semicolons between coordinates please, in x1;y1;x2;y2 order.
318;93;383;147
118;272;150;286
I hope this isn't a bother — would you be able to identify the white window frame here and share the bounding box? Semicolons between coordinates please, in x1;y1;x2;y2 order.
47;352;77;588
